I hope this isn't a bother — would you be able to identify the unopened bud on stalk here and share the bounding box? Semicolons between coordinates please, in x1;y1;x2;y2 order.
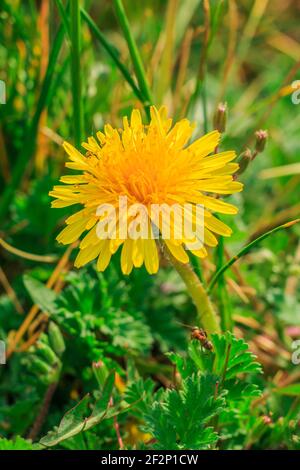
29;355;52;376
93;360;109;388
36;340;58;366
262;415;272;425
48;321;65;357
255;129;268;154
237;148;252;175
213;102;227;133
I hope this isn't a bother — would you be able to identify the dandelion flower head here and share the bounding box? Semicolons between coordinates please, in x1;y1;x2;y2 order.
50;106;243;274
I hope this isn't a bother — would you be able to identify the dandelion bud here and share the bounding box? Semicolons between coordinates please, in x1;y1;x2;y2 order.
36;340;58;366
93;360;109;387
48;321;65;357
237;148;252;175
255;129;268;154
213;102;227;133
28;355;52;376
262;415;272;425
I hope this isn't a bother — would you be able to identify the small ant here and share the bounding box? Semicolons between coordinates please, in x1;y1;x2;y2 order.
178;323;213;351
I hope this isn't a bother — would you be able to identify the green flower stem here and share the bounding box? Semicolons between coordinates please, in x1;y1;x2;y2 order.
216;236;232;332
163;244;220;335
113;0;153;116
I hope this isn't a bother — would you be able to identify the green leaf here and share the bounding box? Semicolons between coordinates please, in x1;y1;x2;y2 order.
124;377;156;417
212;332;262;380
89;370;115;421
144;373;225;450
145;403;178;450
0;436;41;450
167;348;197;379
101;309;152;354
39;394;91;447
23;275;57;314
40;371;115;447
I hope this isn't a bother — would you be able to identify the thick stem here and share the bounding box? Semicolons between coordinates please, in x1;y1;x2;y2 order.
164;246;220;335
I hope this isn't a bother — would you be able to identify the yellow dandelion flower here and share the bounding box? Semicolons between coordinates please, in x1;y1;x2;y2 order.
50;106;243;275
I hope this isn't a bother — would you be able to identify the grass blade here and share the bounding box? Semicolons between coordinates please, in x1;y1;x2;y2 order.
208;219;300;293
113;0;153;115
70;0;84;147
81;8;145;104
0;24;65;223
55;0;71;41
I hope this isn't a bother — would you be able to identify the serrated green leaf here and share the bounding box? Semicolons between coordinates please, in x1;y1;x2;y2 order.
124;378;156;416
144;373;225;450
0;436;41;450
212;332;262;380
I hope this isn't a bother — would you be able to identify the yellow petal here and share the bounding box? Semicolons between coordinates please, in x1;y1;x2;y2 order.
96;241;112;272
132;239;144;267
187;130;220;158
200;151;236;168
80;225;99;249
56;218;88;244
204;228;218;247
195;195;238;215
96;130;106;145
205;215;232;237
191;246;207;258
212;163;239;176
51;199;79;208
74;242;103;268
144;238;159;274
60;175;87;184
66;209;91;225
121;239;134;275
150;106;164;134
130;109;142;129
110;238;123;254
63;141;86;163
164;240;189;264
